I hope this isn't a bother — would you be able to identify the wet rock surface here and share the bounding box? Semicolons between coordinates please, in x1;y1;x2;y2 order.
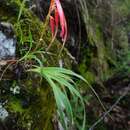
104;74;130;129
0;22;16;60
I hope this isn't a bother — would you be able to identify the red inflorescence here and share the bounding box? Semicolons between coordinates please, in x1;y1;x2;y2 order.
49;0;67;43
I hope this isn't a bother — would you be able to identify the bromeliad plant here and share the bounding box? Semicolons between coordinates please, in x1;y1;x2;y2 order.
18;30;86;129
15;0;85;129
29;67;86;130
48;0;67;50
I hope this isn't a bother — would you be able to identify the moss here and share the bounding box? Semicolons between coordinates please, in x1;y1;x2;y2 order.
3;76;55;130
114;0;130;17
79;0;130;84
22;78;55;130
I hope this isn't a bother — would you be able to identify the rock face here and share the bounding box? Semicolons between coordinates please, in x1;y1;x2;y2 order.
0;104;8;121
0;22;16;59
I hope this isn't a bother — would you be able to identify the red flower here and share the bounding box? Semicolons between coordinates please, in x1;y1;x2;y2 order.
49;0;67;43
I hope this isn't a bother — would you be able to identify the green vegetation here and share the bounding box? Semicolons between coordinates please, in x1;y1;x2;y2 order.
0;0;130;130
0;0;87;130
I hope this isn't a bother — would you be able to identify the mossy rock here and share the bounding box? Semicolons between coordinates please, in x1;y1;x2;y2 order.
0;1;73;130
78;0;130;84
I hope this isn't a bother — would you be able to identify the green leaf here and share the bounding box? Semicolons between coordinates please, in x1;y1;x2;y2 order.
29;66;86;130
